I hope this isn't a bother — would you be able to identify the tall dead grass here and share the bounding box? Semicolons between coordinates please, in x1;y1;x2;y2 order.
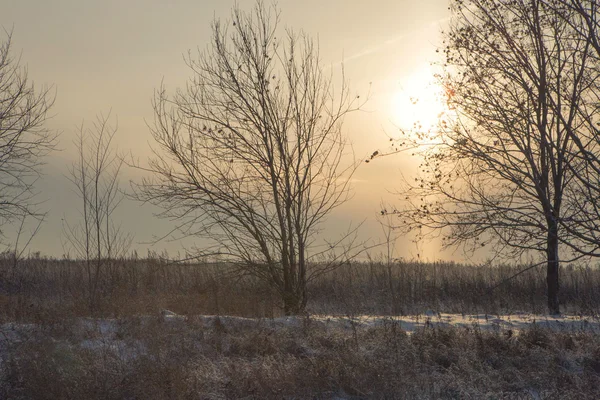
310;260;600;316
1;255;599;322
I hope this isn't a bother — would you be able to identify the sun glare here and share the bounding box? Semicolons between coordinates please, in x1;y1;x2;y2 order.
390;67;447;131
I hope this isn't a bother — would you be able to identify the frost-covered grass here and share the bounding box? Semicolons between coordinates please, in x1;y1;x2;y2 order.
1;256;600;398
1;313;600;399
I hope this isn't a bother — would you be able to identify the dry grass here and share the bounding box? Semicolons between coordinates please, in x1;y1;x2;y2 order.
1;255;599;322
1;255;599;398
1;315;599;399
310;260;600;316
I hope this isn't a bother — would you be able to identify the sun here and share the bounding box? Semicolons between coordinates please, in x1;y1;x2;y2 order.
390;67;447;131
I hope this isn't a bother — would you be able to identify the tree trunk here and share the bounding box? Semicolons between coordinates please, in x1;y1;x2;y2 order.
546;222;560;315
282;285;306;316
283;292;301;316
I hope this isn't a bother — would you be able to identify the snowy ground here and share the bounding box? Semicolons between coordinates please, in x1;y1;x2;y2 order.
2;312;599;398
3;311;599;338
310;312;600;334
1;311;598;361
172;311;600;335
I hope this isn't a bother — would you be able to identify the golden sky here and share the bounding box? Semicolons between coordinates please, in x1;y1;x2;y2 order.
1;0;460;260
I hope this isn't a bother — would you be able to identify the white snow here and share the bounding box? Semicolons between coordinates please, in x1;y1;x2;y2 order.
309;313;600;334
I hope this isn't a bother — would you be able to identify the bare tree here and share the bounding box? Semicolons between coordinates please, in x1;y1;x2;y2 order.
389;0;600;314
0;30;56;229
134;2;363;315
63;113;131;309
541;0;600;253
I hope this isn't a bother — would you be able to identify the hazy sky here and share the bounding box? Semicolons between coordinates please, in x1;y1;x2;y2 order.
1;0;457;260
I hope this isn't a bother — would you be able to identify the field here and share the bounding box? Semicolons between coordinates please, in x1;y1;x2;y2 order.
1;256;600;398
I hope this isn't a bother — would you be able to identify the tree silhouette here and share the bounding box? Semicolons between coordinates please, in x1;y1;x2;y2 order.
544;0;600;257
0;30;56;229
393;0;600;314
134;2;363;315
63;113;132;310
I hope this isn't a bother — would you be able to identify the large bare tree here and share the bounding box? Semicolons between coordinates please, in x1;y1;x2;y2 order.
542;0;600;255
0;30;56;229
135;2;362;315
393;0;600;314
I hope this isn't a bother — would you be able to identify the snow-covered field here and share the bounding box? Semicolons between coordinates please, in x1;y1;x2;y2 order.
5;311;596;362
3;311;598;351
1;311;599;398
312;312;600;334
155;311;600;335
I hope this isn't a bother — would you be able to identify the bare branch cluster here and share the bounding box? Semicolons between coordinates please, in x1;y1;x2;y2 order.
386;0;600;313
134;2;363;314
0;30;57;229
63;113;132;308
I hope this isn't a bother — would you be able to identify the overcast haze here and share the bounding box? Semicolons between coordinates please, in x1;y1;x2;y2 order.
1;0;455;260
